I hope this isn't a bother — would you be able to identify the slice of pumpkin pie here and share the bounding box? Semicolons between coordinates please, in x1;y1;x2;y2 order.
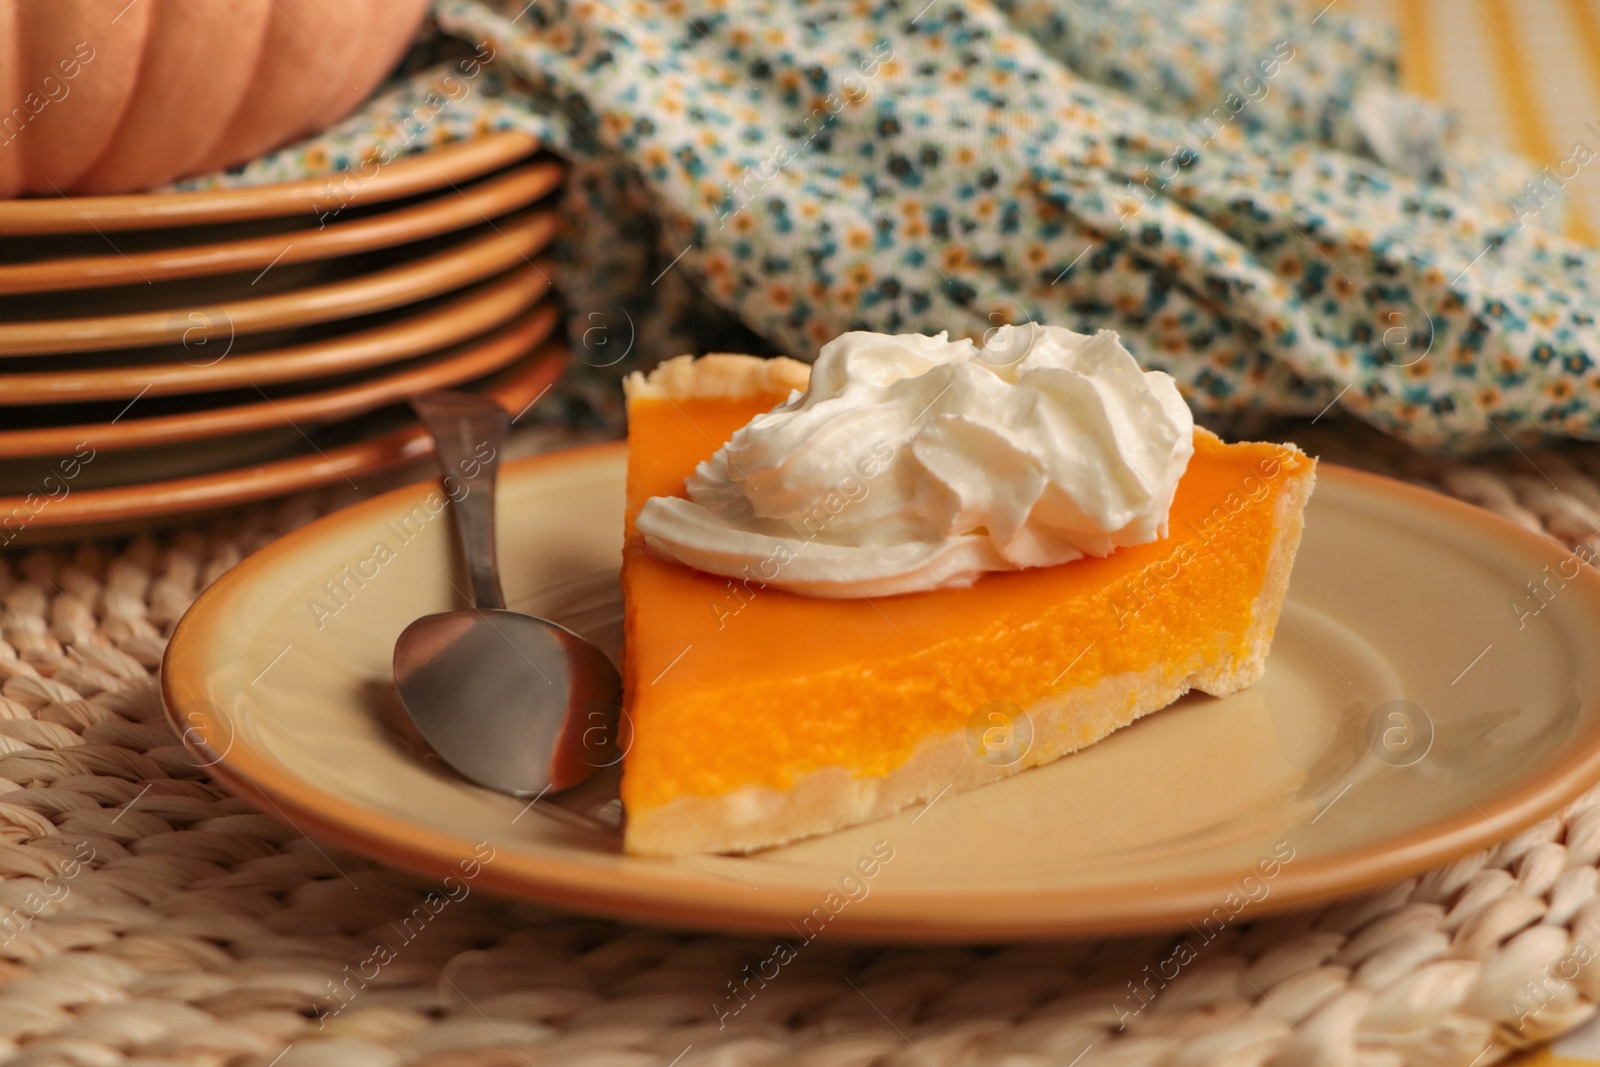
619;326;1316;856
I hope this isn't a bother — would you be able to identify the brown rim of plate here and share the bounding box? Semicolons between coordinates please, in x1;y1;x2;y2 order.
0;303;560;458
158;454;1600;941
0;132;542;237
0;212;557;358
0;265;553;406
0;163;564;296
0;343;567;530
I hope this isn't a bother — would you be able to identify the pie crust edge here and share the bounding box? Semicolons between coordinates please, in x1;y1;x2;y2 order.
623;352;811;401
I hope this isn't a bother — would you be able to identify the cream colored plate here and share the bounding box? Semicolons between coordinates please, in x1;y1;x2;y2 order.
162;448;1600;941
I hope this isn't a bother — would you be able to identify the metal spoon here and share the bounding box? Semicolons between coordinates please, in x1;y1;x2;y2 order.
392;391;624;798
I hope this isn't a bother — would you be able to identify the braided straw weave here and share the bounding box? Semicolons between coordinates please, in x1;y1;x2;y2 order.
0;420;1597;1067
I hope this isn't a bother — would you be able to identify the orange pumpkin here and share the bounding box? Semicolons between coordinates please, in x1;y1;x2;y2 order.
0;0;432;197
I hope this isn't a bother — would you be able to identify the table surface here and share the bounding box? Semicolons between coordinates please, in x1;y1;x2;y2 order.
1344;0;1600;243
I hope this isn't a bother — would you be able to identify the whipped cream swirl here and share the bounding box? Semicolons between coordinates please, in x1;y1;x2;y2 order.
635;325;1196;597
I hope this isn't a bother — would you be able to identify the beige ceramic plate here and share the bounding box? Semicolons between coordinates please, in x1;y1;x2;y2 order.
0;163;563;295
161;449;1600;941
0;132;540;236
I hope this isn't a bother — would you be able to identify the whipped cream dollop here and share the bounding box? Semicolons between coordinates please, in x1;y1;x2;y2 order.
635;325;1196;597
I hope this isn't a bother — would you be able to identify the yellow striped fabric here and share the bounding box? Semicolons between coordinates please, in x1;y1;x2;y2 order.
1341;0;1600;243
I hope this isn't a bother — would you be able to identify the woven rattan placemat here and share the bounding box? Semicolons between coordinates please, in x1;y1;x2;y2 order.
0;420;1596;1067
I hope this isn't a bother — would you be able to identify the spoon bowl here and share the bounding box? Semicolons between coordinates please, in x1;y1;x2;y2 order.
391;392;625;798
394;609;624;795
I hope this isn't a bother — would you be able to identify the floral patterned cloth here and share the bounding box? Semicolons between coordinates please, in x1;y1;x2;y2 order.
178;0;1599;454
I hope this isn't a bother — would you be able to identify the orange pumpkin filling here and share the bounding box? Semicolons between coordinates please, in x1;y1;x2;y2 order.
619;360;1315;854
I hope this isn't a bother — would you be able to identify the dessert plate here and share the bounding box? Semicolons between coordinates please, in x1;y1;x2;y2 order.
0;132;540;236
0;344;566;538
0;304;558;457
161;448;1600;941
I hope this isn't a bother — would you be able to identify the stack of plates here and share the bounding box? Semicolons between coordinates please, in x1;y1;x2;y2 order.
0;132;566;545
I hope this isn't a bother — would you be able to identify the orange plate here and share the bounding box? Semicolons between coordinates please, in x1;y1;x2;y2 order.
0;132;540;236
0;303;559;457
0;162;563;295
0;212;556;358
0;343;567;535
0;265;551;405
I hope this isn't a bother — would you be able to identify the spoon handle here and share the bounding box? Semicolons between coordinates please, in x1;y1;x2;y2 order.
412;391;513;612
